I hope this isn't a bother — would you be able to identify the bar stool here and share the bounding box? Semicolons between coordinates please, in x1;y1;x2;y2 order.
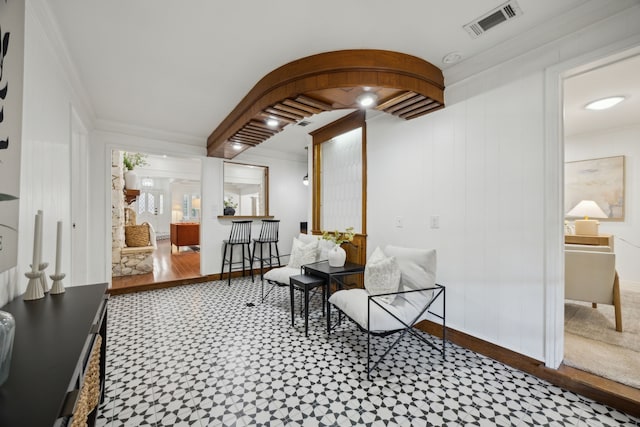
252;219;281;282
220;220;253;286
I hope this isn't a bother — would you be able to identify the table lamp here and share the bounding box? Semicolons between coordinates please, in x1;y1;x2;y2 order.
566;200;608;235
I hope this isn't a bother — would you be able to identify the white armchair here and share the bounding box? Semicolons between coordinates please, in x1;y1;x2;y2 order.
329;245;445;378
565;247;622;332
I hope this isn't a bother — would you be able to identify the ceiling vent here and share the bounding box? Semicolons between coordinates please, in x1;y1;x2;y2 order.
297;120;312;127
463;0;523;39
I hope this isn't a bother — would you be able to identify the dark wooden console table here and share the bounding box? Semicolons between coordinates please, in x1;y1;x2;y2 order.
0;283;108;427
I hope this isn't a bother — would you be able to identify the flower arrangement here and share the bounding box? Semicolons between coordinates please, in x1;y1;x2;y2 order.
122;152;149;171
321;226;355;245
224;197;238;209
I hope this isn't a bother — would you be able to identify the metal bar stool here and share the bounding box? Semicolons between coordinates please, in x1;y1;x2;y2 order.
252;219;281;282
220;220;253;286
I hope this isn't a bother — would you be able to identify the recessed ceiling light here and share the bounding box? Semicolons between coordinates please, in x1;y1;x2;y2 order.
232;143;243;151
442;52;463;64
266;118;279;127
356;92;378;108
584;96;626;111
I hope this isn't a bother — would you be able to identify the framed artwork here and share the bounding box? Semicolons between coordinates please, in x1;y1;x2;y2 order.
565;155;624;221
0;0;24;273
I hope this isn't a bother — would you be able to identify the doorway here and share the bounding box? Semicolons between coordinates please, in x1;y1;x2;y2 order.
110;150;204;291
561;52;640;388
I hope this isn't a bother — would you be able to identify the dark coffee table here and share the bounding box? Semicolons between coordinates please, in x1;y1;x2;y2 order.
302;261;365;333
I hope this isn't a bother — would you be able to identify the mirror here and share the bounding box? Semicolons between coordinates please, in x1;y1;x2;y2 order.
223;162;269;216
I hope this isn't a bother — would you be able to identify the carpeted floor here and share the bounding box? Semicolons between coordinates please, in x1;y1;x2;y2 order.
564;285;640;389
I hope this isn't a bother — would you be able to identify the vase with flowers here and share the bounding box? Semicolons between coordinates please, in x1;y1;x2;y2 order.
223;196;238;216
321;227;355;267
122;152;149;190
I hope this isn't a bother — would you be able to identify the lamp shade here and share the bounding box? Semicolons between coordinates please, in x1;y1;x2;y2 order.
566;200;607;219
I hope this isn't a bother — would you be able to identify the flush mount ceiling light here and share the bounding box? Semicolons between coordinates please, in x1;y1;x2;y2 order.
584;96;626;111
266;118;279;127
356;92;378;108
442;52;463;64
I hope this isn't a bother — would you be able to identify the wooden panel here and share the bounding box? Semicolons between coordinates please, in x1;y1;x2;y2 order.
311;111;367;274
207;49;445;158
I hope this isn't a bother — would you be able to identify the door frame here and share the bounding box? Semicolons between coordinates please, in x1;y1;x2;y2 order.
543;37;640;368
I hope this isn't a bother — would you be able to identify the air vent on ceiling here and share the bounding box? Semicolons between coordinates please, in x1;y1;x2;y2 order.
463;0;523;39
297;120;312;127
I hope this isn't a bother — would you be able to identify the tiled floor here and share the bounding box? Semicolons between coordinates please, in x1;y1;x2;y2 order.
97;278;639;426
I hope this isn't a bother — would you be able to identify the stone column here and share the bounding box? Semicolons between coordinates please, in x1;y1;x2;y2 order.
111;151;126;276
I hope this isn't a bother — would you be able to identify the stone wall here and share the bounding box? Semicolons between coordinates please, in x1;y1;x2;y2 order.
111;150;154;277
115;246;154;276
111;150;125;276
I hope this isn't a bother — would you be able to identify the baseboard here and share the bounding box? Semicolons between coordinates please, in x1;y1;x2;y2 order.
417;320;640;418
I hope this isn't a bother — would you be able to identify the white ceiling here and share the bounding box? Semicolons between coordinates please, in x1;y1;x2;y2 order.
44;0;638;155
564;54;640;137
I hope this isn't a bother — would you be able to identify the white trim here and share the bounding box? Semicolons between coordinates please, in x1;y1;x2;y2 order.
543;35;640;369
95;119;205;148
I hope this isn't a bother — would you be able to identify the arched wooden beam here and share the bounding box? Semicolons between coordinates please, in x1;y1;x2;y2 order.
207;49;445;158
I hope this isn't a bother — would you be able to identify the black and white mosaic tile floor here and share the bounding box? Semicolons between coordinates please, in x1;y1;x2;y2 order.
96;278;639;427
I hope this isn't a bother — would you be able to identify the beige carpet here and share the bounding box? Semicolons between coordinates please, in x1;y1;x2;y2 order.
564;286;640;389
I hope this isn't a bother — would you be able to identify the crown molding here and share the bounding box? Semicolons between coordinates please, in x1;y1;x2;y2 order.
95;118;206;148
26;0;96;128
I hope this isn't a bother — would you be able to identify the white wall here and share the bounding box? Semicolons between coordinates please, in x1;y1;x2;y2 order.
8;2;92;304
367;71;546;360
566;125;640;283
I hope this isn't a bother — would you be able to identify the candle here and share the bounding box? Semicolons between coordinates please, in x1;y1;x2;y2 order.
55;221;62;275
31;213;41;273
36;210;43;268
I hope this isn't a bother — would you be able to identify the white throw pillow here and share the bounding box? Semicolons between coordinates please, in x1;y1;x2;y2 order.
364;246;401;304
288;237;318;268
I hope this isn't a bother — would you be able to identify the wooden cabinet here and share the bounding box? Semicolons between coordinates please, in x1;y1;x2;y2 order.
565;233;614;251
0;283;108;427
171;222;200;252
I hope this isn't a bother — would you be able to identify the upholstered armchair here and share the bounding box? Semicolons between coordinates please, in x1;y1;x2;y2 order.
329;245;445;378
565;246;622;332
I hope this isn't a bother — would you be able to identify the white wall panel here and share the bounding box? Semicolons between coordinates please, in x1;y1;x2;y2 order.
367;72;547;360
18;5;74;293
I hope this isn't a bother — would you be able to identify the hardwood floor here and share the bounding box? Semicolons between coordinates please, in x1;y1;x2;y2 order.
111;239;210;294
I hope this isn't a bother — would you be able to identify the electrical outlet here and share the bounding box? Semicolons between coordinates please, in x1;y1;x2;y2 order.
394;216;404;228
430;215;440;229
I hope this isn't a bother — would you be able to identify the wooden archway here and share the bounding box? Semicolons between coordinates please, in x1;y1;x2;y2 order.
207;49;445;159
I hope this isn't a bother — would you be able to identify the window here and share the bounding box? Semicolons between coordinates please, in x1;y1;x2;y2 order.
223;162;269;216
138;190;164;215
182;194;201;220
